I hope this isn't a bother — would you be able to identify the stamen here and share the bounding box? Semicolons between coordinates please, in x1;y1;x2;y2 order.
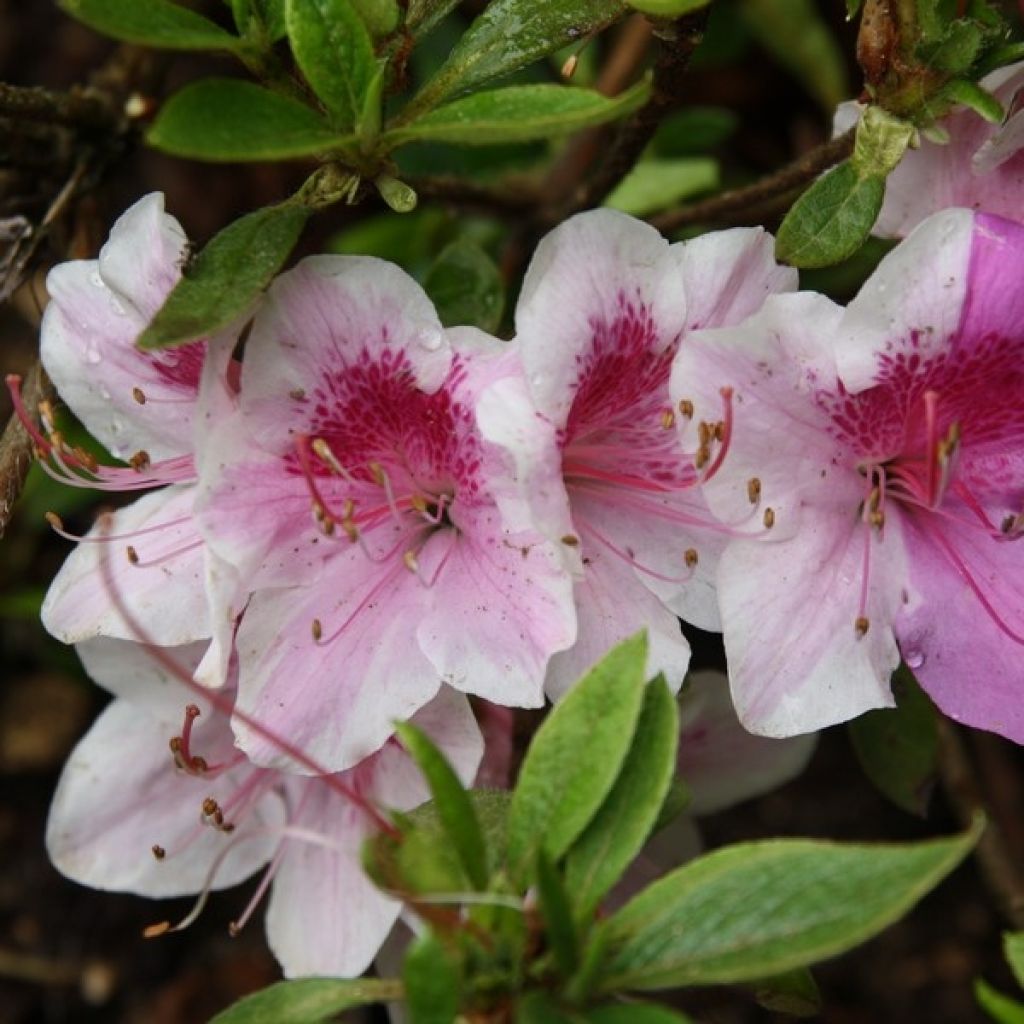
311;437;356;483
152;845;166;860
369;461;405;527
561;534;579;546
576;518;696;585
678;399;694;418
684;548;698;568
922;390;940;507
127;537;205;569
747;477;761;505
763;507;775;529
855;616;870;637
660;409;675;430
701;387;734;483
403;550;420;573
133;387;146;405
45;510;193;545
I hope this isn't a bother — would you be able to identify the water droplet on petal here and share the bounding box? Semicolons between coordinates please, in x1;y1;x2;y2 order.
85;347;102;365
414;326;443;352
905;649;925;670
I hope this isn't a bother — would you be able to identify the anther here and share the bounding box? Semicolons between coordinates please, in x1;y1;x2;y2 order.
132;387;146;405
152;845;166;860
126;545;139;565
312;618;322;641
747;478;761;505
45;510;63;531
312;438;346;476
143;921;171;939
660;409;675;430
289;388;306;400
403;550;420;573
855;616;870;637
870;509;885;529
697;421;712;447
763;507;775;529
684;548;698;568
713;421;725;442
129;450;151;472
227;921;242;938
678;399;694;419
694;445;710;470
561;534;579;546
561;53;579;78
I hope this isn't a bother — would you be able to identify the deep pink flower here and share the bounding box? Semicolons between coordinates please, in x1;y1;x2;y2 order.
196;256;576;772
46;639;482;977
836;63;1024;237
480;210;796;698
23;193;236;678
672;209;1024;740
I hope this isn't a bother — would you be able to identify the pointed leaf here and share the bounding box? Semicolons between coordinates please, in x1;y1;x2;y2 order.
405;0;461;37
506;633;648;884
138;202;309;350
409;0;626;114
396;721;488;890
423;239;504;333
586;1005;694;1023
285;0;376;128
536;850;579;976
148;79;341;161
565;676;679;918
230;0;287;40
977;979;1024;1024
386;82;649;146
404;932;460;1024
597;820;982;991
60;0;242;50
209;977;402;1023
849;666;938;817
515;992;580;1024
775;160;884;269
605;158;718;216
1006;932;1024;988
751;968;821;1017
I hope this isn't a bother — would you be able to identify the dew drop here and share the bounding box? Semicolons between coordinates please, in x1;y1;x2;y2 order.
905;649;925;670
85;348;102;365
414;326;443;352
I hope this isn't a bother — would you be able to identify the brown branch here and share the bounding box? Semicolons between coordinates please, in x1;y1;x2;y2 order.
0;360;52;540
936;717;1024;929
0;83;120;134
651;126;857;233
407;175;536;216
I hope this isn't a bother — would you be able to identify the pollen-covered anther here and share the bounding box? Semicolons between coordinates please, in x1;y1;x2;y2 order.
126;545;139;565
870;509;886;529
684;548;698;568
694;444;711;470
855;616;870;638
678;398;694;419
697;421;712;447
561;534;580;546
201;796;235;832
410;495;428;515
763;507;775;529
713;421;725;442
660;409;675;430
747;477;761;504
45;511;63;531
341;518;359;542
312;437;347;476
1001;513;1024;539
132;386;146;405
129;450;151;472
143;921;171;939
403;550;420;573
311;618;323;641
152;845;166;860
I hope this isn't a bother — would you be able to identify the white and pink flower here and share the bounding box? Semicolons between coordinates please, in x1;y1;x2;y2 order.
480;209;796;699
673;208;1024;741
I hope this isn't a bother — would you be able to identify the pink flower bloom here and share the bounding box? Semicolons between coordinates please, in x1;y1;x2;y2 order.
46;639;482;978
25;193;235;675
836;63;1024;237
479;210;796;699
672;209;1024;741
196;256;576;772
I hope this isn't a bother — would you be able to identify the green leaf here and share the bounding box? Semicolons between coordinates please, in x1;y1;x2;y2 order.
604;157;718;217
740;0;848;111
506;633;648;883
1006;932;1024;988
846;0;863;16
387;81;649;147
59;0;241;51
209;977;402;1023
940;78;1005;123
977;979;1024;1024
751;968;821;1018
403;932;460;1024
138;202;309;350
396;721;488;890
849;666;938;817
775;160;885;269
587;1005;694;1024
148;79;341;161
652;106;738;157
231;0;287;40
405;0;461;38
364;790;511;895
409;0;626;114
565;676;679;918
652;777;691;833
350;0;400;35
423;239;504;333
536;850;579;976
918;20;984;74
852;106;916;177
515;992;579;1024
627;0;708;14
597;820;982;991
285;0;377;128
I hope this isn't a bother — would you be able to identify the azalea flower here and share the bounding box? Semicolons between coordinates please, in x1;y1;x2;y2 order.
46;638;483;978
671;208;1024;741
195;256;576;772
11;193;238;680
835;63;1024;237
479;210;796;699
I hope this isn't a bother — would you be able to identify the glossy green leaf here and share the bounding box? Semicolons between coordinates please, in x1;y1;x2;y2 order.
285;0;377;127
387;81;649;147
852;106;915;177
405;0;461;37
587;1005;694;1024
60;0;241;50
597;820;981;991
209;977;402;1023
148;79;341;161
409;0;626;114
941;78;1005;123
628;0;708;13
396;721;488;890
977;979;1024;1024
423;239;504;333
536;850;579;976
849;666;938;817
775;160;885;269
740;0;848;110
506;633;648;883
403;932;460;1024
751;968;821;1018
515;992;579;1024
605;157;718;217
652;777;691;833
351;0;400;35
138;202;309;350
565;676;679;918
1005;932;1024;988
230;0;287;40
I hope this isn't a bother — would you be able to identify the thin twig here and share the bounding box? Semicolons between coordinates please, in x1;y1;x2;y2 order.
408;175;536;216
0;83;120;133
936;717;1024;929
651;126;856;232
